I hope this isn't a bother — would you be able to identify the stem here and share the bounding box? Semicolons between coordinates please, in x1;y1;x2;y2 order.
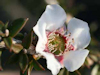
20;68;31;75
76;70;81;75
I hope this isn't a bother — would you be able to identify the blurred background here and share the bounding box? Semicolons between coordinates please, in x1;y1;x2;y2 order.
0;0;100;75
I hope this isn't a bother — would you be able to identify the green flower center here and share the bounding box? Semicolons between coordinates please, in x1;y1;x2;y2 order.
47;32;66;55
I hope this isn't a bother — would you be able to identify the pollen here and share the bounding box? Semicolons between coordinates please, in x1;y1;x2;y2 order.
46;31;75;56
47;32;66;55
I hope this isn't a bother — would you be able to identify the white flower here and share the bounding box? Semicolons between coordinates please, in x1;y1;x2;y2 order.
33;4;91;75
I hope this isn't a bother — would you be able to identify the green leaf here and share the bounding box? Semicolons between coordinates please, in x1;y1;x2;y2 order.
0;21;4;30
0;21;5;37
20;69;28;75
8;18;28;37
14;33;24;40
19;54;28;73
75;70;81;75
0;21;9;37
58;68;68;75
11;44;23;53
0;31;5;36
22;30;33;49
4;21;9;29
91;65;99;75
3;37;12;49
29;58;45;71
7;53;20;64
90;54;98;62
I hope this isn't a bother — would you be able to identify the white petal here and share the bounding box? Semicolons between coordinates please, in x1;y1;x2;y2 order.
33;4;66;52
42;52;61;75
63;49;89;72
33;19;47;42
67;18;91;49
34;39;61;75
35;39;46;53
33;22;47;52
45;4;66;31
34;4;67;33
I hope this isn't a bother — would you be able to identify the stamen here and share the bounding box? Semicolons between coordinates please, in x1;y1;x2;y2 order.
46;31;74;56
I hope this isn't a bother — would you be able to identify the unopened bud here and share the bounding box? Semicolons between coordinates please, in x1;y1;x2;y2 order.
5;29;9;37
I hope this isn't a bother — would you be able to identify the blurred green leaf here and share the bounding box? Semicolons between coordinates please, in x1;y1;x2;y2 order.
20;69;28;75
8;18;28;37
75;70;81;75
14;33;24;40
11;44;23;53
90;54;98;62
0;31;5;36
3;37;12;49
29;57;45;71
7;53;20;64
19;54;28;73
97;70;100;75
0;21;9;37
4;21;9;29
58;68;68;75
0;21;4;30
22;30;33;49
91;65;99;75
58;68;81;75
0;21;5;37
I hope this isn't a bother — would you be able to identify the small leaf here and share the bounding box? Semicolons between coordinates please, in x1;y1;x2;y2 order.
22;30;33;49
19;54;28;73
4;21;9;29
75;70;81;75
58;68;68;75
91;65;99;75
7;53;20;64
0;21;4;30
8;18;28;37
0;31;5;36
11;44;23;53
3;37;12;49
29;57;45;71
20;69;28;75
90;54;98;62
14;33;24;40
0;41;5;49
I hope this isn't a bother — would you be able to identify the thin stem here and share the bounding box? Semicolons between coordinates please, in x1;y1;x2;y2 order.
75;70;81;75
20;68;30;75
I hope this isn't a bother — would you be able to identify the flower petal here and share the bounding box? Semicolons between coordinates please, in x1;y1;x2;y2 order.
67;18;91;49
42;52;62;75
63;49;89;72
45;4;67;31
34;39;61;75
33;4;66;52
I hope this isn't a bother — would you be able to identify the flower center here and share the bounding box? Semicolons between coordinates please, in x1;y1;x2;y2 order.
47;32;66;55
